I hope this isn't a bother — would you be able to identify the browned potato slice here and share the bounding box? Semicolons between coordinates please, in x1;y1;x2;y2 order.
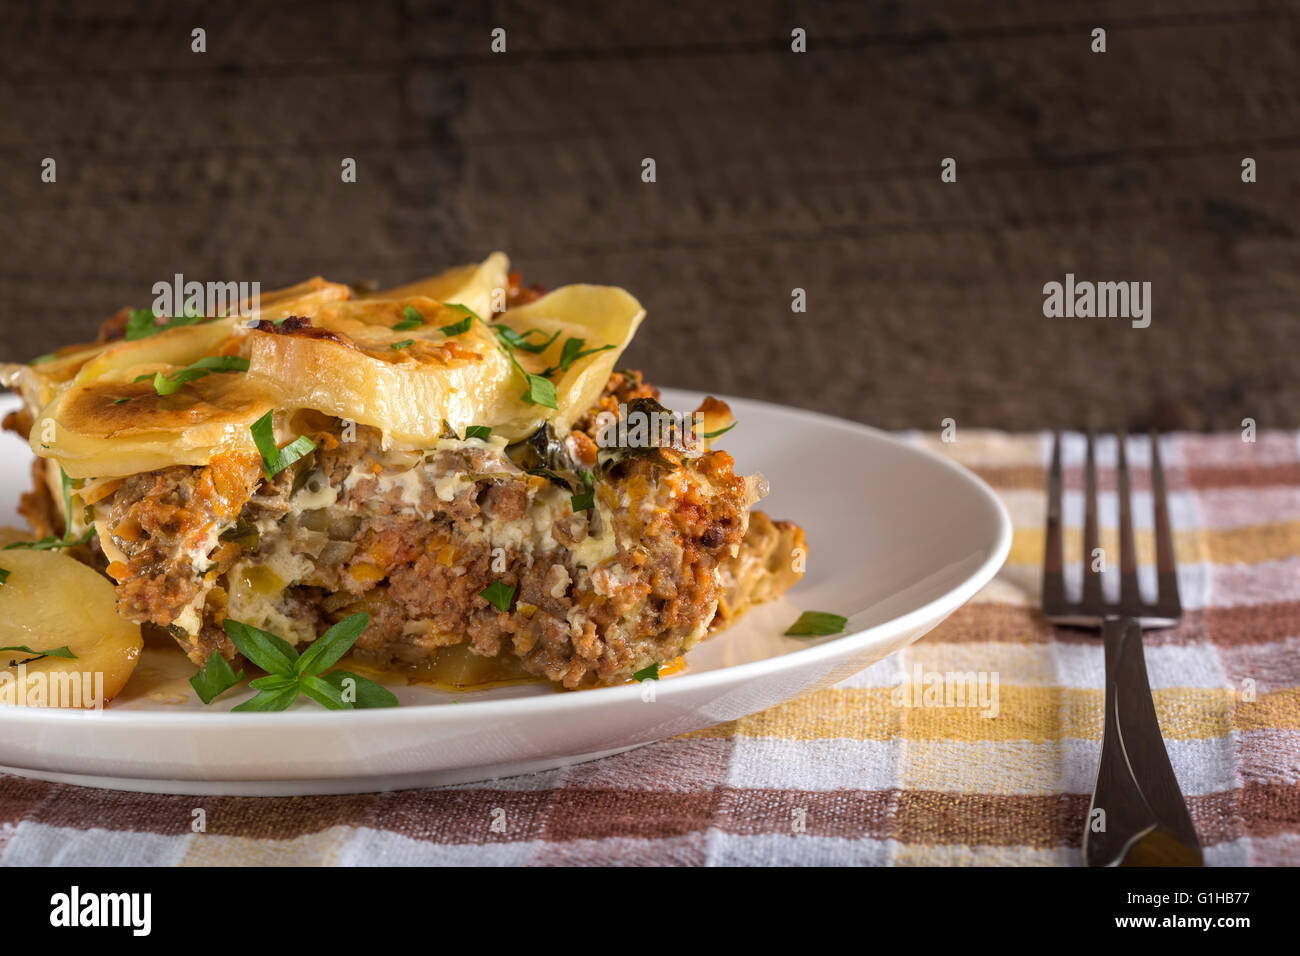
245;284;644;444
32;370;275;479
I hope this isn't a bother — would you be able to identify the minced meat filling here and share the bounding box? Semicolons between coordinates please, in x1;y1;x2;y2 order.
99;377;760;688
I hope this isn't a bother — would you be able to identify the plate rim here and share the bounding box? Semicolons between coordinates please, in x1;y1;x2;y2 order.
0;390;1012;729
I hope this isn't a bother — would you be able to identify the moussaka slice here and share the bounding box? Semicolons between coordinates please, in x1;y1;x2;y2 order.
2;254;806;689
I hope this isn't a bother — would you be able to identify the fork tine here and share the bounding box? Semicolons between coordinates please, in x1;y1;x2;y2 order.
1042;430;1066;614
1116;430;1141;614
1082;430;1103;613
1150;431;1181;618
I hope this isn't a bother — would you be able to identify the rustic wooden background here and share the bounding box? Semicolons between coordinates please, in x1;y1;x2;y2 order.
1;0;1297;431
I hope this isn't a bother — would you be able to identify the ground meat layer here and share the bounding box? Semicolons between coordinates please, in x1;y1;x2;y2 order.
82;374;797;688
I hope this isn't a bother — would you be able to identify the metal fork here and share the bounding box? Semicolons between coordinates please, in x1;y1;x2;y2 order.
1042;431;1203;867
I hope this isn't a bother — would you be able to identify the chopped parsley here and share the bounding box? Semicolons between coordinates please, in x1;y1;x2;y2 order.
492;326;560;355
125;308;201;341
479;580;515;613
393;305;424;331
189;652;245;705
3;530;94;551
784;611;848;637
147;355;249;396
443;302;559;409
523;372;558;409
112;397;131;405
438;315;473;336
439;303;479;336
553;337;616;374
250;411;317;479
571;470;595;513
390;339;416;351
214;613;398;711
0;568;7;586
29;353;56;366
632;663;659;682
464;425;492;441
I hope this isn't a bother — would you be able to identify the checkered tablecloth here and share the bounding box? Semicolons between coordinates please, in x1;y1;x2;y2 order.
1;430;1296;866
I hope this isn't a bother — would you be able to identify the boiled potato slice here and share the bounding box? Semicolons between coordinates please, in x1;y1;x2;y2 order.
245;310;516;443
244;284;644;444
0;278;350;421
0;549;142;708
308;295;465;332
362;251;508;319
71;320;239;387
248;276;352;320
494;285;645;436
1;343;109;414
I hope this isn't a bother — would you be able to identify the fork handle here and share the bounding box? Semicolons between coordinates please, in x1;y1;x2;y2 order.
1083;617;1203;866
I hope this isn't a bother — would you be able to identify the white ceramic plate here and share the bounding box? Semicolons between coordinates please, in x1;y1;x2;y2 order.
0;389;1010;795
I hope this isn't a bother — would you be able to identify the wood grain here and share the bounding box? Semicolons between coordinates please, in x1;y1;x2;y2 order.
0;0;1296;431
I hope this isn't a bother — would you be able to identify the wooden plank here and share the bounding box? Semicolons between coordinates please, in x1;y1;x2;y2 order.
0;0;1296;434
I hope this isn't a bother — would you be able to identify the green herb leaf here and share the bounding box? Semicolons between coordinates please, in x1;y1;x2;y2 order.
479;580;515;613
294;613;370;677
3;529;94;551
221;619;300;677
493;326;561;355
0;644;77;660
248;674;296;691
30;353;56;366
523;373;558;409
151;355;249;396
556;337;616;373
571;469;595;512
113;397;131;405
390;339;415;351
393;306;424;331
271;436;317;475
440;303;480;336
632;663;660;681
464;306;563;408
0;568;8;586
464;425;492;441
125;309;200;341
438;315;473;337
701;421;737;439
189;653;245;704
231;682;302;712
250;410;279;464
207;617;403;712
250;411;317;478
296;673;352;710
125;309;159;340
322;670;400;709
443;302;481;321
784;611;848;637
